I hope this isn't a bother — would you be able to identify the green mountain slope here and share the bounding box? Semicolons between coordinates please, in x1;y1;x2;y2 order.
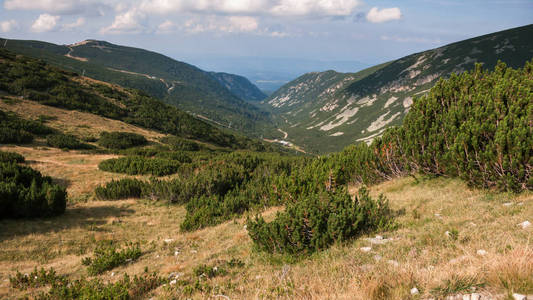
1;39;276;137
263;24;533;153
0;48;273;151
208;72;267;102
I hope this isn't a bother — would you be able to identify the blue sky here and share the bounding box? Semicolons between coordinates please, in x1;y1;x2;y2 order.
0;0;531;85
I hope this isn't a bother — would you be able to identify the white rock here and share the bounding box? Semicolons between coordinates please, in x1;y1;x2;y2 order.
163;239;174;243
503;202;514;207
243;225;247;230
518;221;531;229
513;293;526;300
360;247;372;252
111;272;115;277
170;279;177;285
174;251;179;256
435;213;441;217
476;249;487;256
213;266;218;272
471;293;481;300
375;235;383;240
410;287;419;295
387;260;399;267
373;255;382;261
191;250;198;254
445;231;451;237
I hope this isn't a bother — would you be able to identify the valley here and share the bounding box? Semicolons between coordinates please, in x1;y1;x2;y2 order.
0;21;531;300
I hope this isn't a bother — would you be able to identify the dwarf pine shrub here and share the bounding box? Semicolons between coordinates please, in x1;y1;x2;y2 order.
0;162;67;219
94;178;147;200
98;156;180;176
98;131;148;150
82;241;142;275
247;187;394;255
0;150;25;163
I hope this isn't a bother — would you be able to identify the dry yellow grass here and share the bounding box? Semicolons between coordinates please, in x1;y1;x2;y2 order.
0;97;166;142
1;155;531;300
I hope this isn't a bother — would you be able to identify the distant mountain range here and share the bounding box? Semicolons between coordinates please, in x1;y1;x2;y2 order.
208;72;266;102
262;24;533;153
187;56;370;93
0;38;276;137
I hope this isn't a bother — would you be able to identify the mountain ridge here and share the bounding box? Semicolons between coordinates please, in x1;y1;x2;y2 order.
1;38;277;138
262;24;533;153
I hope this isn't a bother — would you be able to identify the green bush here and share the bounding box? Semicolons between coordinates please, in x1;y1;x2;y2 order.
0;150;25;163
0;162;67;219
0;109;54;144
98;131;148;150
10;268;66;290
154;151;192;163
98;156;181;176
94;178;147;200
160;136;200;151
81;241;142;276
46;133;92;150
10;267;164;300
247;187;394;255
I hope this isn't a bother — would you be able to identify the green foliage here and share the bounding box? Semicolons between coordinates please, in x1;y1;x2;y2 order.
10;267;66;290
0;48;275;151
10;267;164;300
98;156;180;176
0;150;25;163
81;241;142;276
160;136;200;151
247;187;394;255
40;272;163;300
46;133;93;150
94;178;147;200
98;131;148;150
0;162;67;219
0;109;54;144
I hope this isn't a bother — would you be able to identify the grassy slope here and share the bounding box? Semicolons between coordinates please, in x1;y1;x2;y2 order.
0;140;531;299
1;39;276;137
265;24;533;153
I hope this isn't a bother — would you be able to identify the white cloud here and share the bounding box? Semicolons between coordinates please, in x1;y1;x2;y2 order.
63;17;86;30
366;7;402;23
181;15;259;34
156;20;177;33
4;0;110;15
271;0;361;16
139;0;361;17
0;20;18;33
31;14;60;32
100;8;146;34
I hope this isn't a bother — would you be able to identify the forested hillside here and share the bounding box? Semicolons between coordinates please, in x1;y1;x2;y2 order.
0;48;272;150
1;39;276;137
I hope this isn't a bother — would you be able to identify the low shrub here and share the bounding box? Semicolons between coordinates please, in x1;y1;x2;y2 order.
46;134;92;150
0;109;54;144
98;131;148;150
94;178;147;200
160;136;200;151
10;267;164;300
10;268;66;290
81;241;142;275
98;156;181;176
0;151;25;163
155;151;192;163
247;187;394;255
0;162;67;219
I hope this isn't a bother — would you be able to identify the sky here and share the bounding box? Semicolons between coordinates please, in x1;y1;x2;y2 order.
0;0;532;89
